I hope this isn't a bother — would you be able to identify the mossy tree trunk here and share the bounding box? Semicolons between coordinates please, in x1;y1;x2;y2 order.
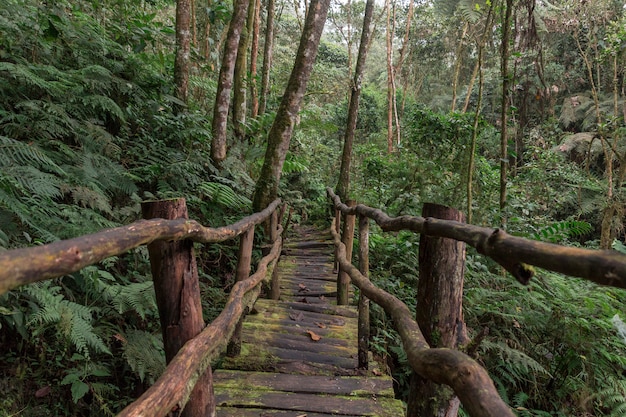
174;0;191;109
253;0;331;211
211;0;250;164
335;0;375;201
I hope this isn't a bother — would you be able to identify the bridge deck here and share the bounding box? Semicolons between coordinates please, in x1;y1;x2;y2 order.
214;226;405;416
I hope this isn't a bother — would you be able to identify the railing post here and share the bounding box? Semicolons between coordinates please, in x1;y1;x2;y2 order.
407;203;468;417
227;225;255;356
337;200;356;305
270;210;278;243
141;198;215;417
333;206;342;273
357;213;370;369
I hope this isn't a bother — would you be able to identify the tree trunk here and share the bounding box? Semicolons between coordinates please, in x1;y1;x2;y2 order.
259;0;275;115
385;0;394;153
233;0;256;141
407;203;468;417
451;21;468;112
335;0;375;201
499;0;513;223
252;0;331;211
250;0;261;118
174;0;192;109
211;0;250;164
141;199;214;417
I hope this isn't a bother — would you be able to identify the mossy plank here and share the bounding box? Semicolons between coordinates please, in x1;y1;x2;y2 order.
253;299;358;317
217;409;359;417
242;320;357;341
242;326;356;353
215;389;404;416
213;370;396;398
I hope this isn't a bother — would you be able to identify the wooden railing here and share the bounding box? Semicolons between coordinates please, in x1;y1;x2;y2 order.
0;197;286;416
327;187;626;417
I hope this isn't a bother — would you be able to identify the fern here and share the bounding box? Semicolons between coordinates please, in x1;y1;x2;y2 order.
198;181;252;211
122;329;165;384
24;282;111;359
531;220;593;243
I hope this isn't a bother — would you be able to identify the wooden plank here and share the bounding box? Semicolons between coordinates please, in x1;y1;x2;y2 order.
218;409;360;417
253;299;358;318
215;389;404;416
213;370;395;397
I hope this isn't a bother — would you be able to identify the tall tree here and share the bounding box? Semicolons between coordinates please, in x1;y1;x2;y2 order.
499;0;513;223
250;0;261;117
385;0;396;153
253;0;331;211
336;0;376;201
233;0;256;141
259;0;276;115
174;0;192;108
211;0;250;164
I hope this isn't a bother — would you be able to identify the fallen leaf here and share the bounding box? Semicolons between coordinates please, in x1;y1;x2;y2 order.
35;386;51;398
319;295;326;301
314;322;327;329
306;330;322;341
289;311;305;322
372;369;382;376
298;283;309;293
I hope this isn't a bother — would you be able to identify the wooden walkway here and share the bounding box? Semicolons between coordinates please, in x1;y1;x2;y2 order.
214;226;405;416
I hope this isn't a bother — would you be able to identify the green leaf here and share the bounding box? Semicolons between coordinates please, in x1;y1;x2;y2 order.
71;380;90;403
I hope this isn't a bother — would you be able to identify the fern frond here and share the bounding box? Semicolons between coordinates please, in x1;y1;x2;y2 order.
198;181;252;211
122;329;165;383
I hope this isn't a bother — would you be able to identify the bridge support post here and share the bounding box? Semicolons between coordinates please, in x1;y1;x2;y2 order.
357;214;370;369
407;202;468;417
337;200;356;305
333;207;342;273
228;226;255;356
141;198;215;417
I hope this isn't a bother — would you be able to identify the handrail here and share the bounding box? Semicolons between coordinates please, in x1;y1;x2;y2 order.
0;198;282;295
330;218;514;417
327;188;626;289
0;197;285;416
118;226;283;416
327;187;626;417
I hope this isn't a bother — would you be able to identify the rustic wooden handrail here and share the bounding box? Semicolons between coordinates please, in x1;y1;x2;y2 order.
118;226;283;416
327;187;626;289
328;187;626;416
330;217;514;417
0;197;284;416
0;198;282;295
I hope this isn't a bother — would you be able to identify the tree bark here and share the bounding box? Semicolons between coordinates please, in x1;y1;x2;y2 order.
233;0;256;141
335;0;375;201
252;0;331;211
499;0;513;223
407;203;468;417
385;0;396;153
250;0;261;117
175;0;192;109
211;0;250;164
141;199;214;417
259;0;275;115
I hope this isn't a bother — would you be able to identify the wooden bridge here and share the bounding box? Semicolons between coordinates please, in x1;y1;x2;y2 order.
214;225;404;416
0;189;625;417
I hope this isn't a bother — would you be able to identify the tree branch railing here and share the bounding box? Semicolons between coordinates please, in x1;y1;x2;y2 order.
327;187;626;417
327;188;626;289
0;197;285;416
